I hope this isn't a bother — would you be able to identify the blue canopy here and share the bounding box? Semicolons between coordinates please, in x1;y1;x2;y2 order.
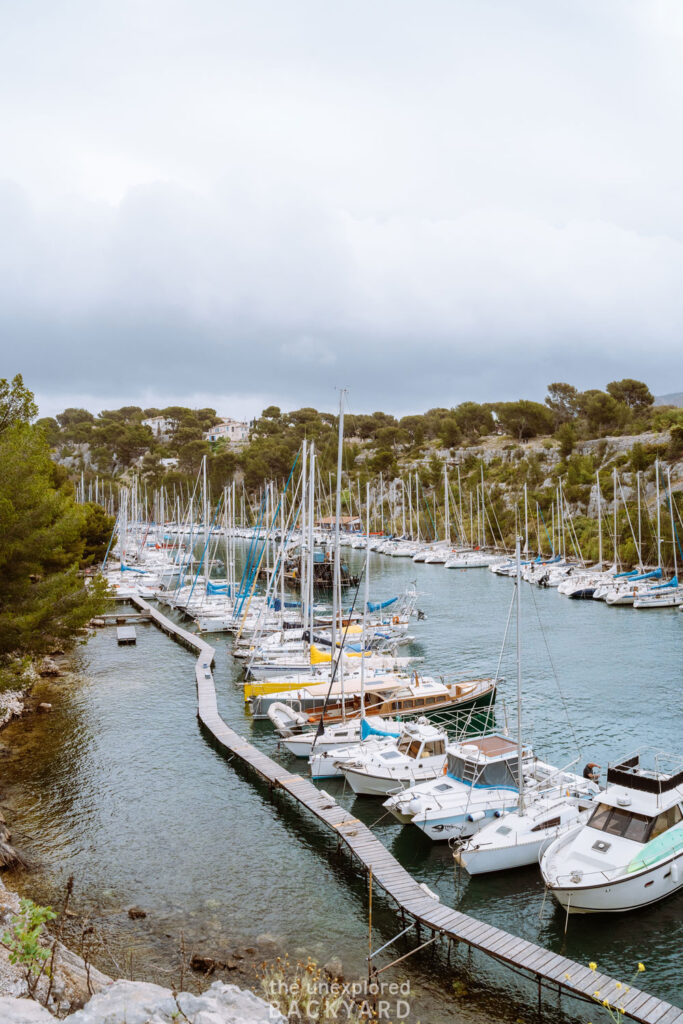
360;718;401;741
631;568;663;582
121;563;149;574
367;597;398;613
651;575;678;590
207;581;232;595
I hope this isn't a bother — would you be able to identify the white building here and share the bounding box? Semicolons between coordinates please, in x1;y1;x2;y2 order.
142;415;177;439
204;418;250;445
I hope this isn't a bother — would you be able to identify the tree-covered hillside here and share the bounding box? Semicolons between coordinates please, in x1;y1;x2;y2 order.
42;378;683;499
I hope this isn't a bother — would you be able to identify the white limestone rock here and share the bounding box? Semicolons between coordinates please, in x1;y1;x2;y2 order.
65;979;286;1024
0;997;55;1023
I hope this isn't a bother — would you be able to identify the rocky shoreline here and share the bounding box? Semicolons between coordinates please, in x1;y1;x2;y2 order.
1;873;286;1022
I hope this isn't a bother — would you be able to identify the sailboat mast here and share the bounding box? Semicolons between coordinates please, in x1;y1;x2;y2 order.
331;390;346;686
613;466;618;569
637;470;643;572
656;459;662;569
202;455;209;553
444;464;450;544
523;482;528;555
301;440;308;629
668;466;678;579
516;535;524;814
360;482;371;720
596;472;602;566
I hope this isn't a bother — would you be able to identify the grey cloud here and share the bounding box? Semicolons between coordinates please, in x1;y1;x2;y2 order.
1;0;683;415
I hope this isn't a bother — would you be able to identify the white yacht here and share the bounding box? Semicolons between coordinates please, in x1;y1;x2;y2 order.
540;751;683;913
339;720;448;796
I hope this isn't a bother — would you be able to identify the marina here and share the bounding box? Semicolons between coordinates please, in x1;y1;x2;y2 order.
123;590;681;1024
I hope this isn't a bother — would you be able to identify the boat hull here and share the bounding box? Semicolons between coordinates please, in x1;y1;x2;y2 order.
342;764;443;797
547;852;683;913
456;836;546;875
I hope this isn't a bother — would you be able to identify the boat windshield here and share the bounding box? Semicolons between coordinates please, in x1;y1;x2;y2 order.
589;802;683;843
397;737;412;754
588;803;651;843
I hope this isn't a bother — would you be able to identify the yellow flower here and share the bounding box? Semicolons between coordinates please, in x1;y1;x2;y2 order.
638;963;645;972
619;1008;625;1015
564;973;571;980
589;962;597;971
615;982;622;989
593;991;600;999
602;999;610;1007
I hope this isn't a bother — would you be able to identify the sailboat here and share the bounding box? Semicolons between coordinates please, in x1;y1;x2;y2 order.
634;466;682;608
453;539;600;874
383;539;592;843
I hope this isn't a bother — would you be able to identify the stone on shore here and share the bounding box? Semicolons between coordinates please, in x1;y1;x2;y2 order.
38;659;61;678
0;998;55;1023
65;979;286;1023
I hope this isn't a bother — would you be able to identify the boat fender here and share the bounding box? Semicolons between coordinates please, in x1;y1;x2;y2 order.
671;861;680;883
443;764;448;775
418;882;441;902
493;810;503;818
408;797;423;815
467;810;486;823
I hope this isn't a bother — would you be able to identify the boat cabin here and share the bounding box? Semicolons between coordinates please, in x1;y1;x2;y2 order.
446;734;534;789
586;751;683;844
396;722;447;761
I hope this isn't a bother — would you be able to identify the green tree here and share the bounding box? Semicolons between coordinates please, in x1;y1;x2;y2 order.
606;378;654;411
0;420;109;657
579;390;627;435
454;402;494;440
556;422;576;459
495;400;554;440
668;424;683;460
178;439;210;475
545;382;579;426
438;416;462;449
35;417;61;447
0;375;37;434
80;502;116;567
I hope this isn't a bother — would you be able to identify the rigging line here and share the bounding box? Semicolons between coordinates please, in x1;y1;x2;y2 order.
526;583;584;760
618;478;642;567
494;586;516;688
310;550;368;752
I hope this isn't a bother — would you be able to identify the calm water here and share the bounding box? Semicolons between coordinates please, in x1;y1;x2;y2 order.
2;547;681;1021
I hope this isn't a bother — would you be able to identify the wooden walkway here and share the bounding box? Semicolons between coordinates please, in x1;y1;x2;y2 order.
125;594;682;1024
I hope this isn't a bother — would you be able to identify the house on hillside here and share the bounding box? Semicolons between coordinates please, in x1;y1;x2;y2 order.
142;415;177;439
204;418;251;445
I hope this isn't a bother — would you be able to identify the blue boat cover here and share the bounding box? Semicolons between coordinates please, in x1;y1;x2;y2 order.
367;597;398;612
360;718;401;740
207;581;232;595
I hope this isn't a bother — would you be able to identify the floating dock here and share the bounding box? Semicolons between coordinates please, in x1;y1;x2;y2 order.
116;625;137;645
123;594;682;1024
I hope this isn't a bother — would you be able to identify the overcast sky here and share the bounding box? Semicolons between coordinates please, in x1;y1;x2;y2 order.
2;1;683;420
